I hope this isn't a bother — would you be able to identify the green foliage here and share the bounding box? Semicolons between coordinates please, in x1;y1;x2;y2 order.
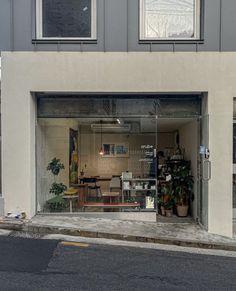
171;164;194;206
49;182;67;196
163;197;175;210
160;182;172;196
47;158;65;176
46;158;67;211
46;195;66;212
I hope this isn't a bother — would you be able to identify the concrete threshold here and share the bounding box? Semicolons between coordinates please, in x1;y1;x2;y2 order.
1;215;236;252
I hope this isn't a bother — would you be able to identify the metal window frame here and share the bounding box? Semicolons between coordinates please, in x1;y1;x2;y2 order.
139;0;202;41
36;0;97;40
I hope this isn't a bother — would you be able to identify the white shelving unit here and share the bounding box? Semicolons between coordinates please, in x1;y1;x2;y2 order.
121;178;158;212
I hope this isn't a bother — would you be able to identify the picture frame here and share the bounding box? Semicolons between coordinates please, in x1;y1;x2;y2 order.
102;143;129;157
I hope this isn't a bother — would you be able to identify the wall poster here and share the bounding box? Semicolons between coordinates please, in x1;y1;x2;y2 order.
69;128;79;185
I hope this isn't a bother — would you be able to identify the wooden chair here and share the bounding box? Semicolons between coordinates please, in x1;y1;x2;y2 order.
81;177;101;201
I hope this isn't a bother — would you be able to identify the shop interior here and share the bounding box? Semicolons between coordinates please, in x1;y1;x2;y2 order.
37;112;199;219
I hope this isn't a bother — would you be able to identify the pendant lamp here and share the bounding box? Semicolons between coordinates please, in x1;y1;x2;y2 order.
99;120;104;156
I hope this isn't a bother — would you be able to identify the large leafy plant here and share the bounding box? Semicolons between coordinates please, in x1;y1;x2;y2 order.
47;158;65;176
172;164;194;206
46;158;67;211
49;182;67;196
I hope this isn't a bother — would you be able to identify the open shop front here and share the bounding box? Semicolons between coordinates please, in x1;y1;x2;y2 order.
36;94;208;226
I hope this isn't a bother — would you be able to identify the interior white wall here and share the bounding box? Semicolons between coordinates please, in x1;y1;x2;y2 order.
37;119;77;210
37;120;175;208
1;52;234;237
179;120;198;220
80;131;174;176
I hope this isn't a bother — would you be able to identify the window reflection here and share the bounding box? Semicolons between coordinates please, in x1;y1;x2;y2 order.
143;0;199;39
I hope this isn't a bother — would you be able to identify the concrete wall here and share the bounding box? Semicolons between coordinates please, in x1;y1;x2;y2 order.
1;0;236;52
1;51;234;237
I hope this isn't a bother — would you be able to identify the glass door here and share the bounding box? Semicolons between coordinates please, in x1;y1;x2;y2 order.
121;116;158;213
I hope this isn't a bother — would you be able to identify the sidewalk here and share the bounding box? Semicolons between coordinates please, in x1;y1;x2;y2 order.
1;214;236;251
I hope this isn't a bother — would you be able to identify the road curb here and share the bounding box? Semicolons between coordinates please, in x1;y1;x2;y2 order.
21;223;236;252
1;221;236;251
0;220;24;231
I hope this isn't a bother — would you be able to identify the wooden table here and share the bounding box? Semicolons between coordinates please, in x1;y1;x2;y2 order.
63;195;78;213
78;176;112;183
82;202;140;211
102;191;120;203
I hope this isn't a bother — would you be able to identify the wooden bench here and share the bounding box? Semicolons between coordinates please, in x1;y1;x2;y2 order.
82;202;140;211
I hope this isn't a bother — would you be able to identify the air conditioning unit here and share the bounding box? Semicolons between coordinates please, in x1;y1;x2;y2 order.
91;123;131;133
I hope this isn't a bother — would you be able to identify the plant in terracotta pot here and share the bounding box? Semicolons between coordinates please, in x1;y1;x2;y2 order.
159;182;173;216
164;197;175;217
172;163;194;217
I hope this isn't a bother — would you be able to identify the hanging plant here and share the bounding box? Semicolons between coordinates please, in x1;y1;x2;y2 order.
47;158;65;176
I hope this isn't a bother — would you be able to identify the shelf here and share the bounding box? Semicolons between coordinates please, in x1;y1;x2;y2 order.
123;189;157;191
122;178;157;181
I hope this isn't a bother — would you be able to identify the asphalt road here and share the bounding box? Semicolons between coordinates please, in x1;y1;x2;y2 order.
0;236;236;291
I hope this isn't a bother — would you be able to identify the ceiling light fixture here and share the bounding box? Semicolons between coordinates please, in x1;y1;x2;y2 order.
99;120;104;156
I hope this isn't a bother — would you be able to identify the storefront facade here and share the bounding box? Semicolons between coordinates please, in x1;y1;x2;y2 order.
0;0;236;237
36;94;202;219
0;51;234;237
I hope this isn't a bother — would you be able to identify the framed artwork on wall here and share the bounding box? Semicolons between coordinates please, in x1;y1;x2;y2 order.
69;128;79;184
115;143;129;157
103;144;115;156
102;143;129;157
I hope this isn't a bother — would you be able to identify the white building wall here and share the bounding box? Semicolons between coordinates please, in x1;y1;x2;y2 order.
1;52;235;237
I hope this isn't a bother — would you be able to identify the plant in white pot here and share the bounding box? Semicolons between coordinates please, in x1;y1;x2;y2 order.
172;164;194;217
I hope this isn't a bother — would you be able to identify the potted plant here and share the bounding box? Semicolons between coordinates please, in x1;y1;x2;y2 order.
164;197;175;217
172;163;194;217
159;181;172;216
46;158;67;212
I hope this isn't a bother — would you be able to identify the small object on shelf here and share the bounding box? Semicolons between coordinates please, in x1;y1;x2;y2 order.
123;181;130;190
121;178;158;212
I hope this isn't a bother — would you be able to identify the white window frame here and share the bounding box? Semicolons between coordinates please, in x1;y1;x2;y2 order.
36;0;97;40
139;0;201;41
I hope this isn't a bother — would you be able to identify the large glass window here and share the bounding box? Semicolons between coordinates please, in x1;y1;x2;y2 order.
36;95;200;215
140;0;201;40
36;0;96;39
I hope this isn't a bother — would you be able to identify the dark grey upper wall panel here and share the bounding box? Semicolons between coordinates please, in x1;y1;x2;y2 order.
13;0;33;51
198;0;221;52
0;0;11;50
0;0;236;52
104;0;127;52
221;0;236;51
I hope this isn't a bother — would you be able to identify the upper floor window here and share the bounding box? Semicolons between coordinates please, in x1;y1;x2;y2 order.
140;0;201;40
36;0;96;40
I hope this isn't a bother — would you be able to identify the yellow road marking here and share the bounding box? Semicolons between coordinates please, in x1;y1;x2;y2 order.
60;241;89;248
